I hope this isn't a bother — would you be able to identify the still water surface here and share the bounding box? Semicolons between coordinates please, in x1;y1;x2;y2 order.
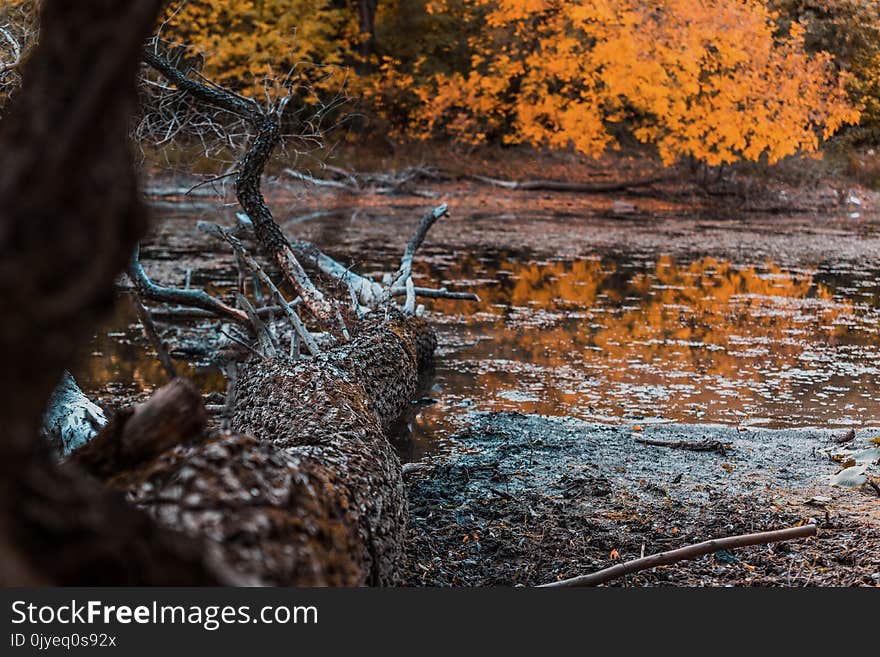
79;203;880;457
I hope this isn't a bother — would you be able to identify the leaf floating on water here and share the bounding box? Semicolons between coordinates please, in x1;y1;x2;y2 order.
829;465;868;488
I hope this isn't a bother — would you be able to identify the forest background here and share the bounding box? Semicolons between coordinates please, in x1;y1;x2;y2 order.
3;0;880;184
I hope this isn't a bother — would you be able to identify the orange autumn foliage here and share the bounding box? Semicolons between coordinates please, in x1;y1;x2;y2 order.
155;0;356;97
4;1;863;165
414;0;860;165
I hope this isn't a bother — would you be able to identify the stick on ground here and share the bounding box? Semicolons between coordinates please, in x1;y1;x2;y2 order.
470;174;670;193
540;524;817;587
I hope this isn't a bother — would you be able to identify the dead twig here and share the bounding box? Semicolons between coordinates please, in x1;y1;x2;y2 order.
184;169;239;196
131;288;177;380
284;168;359;192
198;220;320;356
540;524;817;587
148;304;283;321
390;286;480;302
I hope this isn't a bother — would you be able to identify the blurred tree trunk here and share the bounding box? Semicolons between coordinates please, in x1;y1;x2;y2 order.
0;0;226;585
357;0;378;72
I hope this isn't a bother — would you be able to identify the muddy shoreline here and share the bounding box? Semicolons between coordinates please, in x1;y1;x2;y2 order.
403;413;880;586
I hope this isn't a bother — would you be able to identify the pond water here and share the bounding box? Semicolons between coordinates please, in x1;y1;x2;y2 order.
77;198;880;459
416;252;880;439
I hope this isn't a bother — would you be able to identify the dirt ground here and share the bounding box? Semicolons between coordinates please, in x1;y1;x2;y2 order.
402;413;880;586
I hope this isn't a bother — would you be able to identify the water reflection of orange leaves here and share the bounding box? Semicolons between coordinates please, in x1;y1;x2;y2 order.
424;256;616;314
507;258;615;309
598;257;847;382
423;254;852;395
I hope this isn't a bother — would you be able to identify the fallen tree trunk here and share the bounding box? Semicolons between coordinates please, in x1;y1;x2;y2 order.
98;311;435;585
2;3;456;585
470;174;671;193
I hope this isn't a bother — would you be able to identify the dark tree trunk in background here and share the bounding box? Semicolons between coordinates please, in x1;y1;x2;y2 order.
0;0;228;585
357;0;379;72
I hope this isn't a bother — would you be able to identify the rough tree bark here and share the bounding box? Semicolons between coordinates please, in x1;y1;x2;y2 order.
97;313;436;585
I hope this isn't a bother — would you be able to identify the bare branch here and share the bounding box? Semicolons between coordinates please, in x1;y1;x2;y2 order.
198;221;321;356
143;49;342;329
132;289;177;380
390;204;448;296
285;167;359;192
398;287;480;301
128;245;248;325
470;174;671;193
540;524;817;587
231;213;385;309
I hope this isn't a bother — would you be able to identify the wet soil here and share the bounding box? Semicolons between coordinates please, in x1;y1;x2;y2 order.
403;413;880;586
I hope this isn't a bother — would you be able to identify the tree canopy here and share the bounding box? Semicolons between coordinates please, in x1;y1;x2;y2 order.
3;0;869;165
407;0;859;165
